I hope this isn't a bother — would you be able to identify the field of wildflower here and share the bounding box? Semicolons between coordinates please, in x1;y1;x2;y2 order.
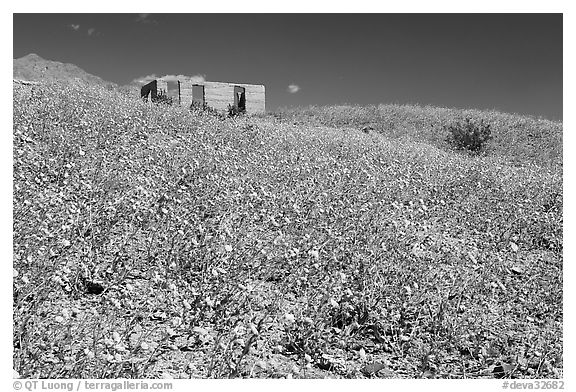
13;81;562;379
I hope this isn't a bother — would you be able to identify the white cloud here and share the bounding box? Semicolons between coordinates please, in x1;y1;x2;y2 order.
131;74;206;85
287;84;300;94
69;24;80;31
87;28;96;36
132;74;158;84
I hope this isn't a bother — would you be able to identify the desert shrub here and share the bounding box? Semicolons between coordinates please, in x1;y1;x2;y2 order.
444;117;493;153
189;101;207;112
152;91;173;105
190;101;223;119
227;104;245;118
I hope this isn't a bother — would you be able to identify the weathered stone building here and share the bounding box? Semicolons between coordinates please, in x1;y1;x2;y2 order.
141;78;266;114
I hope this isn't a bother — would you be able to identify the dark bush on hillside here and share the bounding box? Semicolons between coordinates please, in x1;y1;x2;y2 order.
152;91;174;105
190;101;207;111
227;103;245;118
444;117;493;153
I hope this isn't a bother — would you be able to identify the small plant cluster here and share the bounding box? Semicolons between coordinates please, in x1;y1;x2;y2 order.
444;117;493;153
152;91;174;105
13;81;562;379
189;101;223;119
227;104;245;118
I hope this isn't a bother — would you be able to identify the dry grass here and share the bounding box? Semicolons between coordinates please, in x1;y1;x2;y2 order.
13;82;562;379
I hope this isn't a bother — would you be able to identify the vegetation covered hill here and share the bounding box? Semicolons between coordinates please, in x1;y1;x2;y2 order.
13;81;562;379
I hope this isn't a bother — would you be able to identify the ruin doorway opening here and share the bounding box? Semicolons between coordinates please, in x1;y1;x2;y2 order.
192;84;205;107
234;86;246;113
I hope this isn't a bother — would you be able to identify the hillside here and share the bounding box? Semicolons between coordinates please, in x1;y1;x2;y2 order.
13;81;562;379
13;53;117;89
274;104;562;168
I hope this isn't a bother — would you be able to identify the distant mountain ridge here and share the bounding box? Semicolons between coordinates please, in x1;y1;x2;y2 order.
13;53;117;89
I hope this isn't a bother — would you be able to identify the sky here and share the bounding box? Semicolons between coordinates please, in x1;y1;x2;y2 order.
13;13;562;120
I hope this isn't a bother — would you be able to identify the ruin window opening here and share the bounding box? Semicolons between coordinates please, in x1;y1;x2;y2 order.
166;81;180;104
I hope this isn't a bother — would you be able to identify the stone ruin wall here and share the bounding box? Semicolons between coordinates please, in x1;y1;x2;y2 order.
179;81;265;114
146;79;265;114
